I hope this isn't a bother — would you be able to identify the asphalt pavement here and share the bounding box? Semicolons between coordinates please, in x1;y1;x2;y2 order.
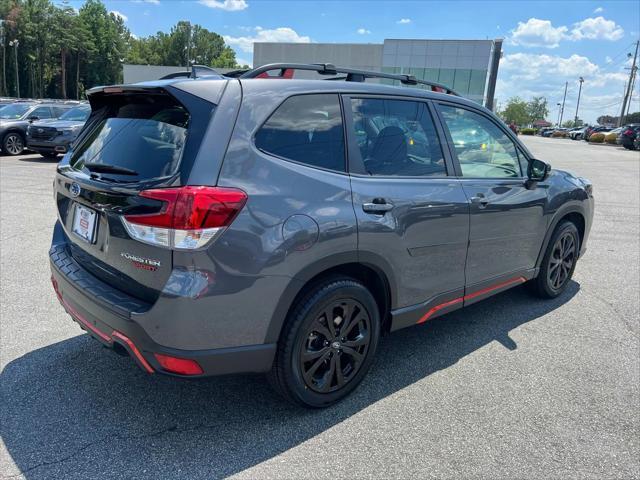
1;136;639;479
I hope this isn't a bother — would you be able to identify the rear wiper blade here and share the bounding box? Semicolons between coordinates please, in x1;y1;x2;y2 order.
83;162;139;176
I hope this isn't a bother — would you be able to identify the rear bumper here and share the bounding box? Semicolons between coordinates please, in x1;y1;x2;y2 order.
50;237;276;377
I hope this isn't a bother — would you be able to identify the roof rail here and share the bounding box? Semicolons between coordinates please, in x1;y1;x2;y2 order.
238;63;460;96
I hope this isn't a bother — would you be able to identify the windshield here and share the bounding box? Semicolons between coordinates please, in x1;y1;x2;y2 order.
0;104;31;120
60;106;90;122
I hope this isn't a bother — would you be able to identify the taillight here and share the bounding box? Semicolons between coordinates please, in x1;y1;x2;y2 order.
122;186;247;250
624;128;634;137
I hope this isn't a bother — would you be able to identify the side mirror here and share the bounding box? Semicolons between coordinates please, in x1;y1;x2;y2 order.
27;116;39;123
527;158;551;182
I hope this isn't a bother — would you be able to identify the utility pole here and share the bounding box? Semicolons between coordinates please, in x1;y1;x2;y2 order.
574;77;584;126
619;40;639;126
9;39;18;98
0;20;5;97
625;64;637;119
556;102;562;127
559;81;568;127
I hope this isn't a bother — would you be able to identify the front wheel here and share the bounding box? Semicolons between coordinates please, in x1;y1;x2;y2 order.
269;277;381;408
2;133;25;156
529;221;579;298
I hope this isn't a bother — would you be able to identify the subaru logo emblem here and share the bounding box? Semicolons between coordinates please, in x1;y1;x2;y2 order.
69;182;81;198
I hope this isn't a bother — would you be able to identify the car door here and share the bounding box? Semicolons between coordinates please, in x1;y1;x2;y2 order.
435;102;549;293
344;95;470;328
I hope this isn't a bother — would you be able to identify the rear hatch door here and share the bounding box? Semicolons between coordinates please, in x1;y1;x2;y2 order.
54;85;215;303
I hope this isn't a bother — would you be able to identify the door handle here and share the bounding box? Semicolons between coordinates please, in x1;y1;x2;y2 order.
470;194;489;208
362;200;394;214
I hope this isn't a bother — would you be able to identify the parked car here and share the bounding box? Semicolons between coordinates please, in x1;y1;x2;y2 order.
26;104;91;159
569;127;588;140
50;63;594;407
0;102;73;155
617;124;640;150
634;134;640;151
584;126;611;141
539;127;555;137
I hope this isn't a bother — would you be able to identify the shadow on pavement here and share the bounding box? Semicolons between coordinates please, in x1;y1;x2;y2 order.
15;155;59;163
1;282;579;479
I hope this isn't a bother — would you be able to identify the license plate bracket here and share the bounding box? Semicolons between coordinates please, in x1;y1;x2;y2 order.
72;204;97;244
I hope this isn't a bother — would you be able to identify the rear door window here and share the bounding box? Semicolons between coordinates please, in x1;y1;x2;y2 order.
255;94;346;172
32;107;54;119
348;98;446;177
70;95;189;182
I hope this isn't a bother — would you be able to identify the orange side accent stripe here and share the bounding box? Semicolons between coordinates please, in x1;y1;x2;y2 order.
62;298;112;343
416;297;463;324
415;276;527;325
111;331;155;374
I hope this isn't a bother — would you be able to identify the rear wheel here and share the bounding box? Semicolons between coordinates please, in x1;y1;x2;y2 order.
530;221;579;298
269;277;381;408
2;133;25;156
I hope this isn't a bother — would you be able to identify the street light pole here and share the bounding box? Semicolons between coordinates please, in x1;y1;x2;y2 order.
9;39;19;98
559;81;568;127
556;102;562;127
574;77;584;126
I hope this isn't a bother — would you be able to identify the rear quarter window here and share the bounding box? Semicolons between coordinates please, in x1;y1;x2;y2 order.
70;94;190;182
254;94;346;172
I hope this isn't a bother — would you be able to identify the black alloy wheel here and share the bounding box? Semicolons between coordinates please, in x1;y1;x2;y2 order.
269;277;380;408
300;299;371;393
547;231;576;290
529;220;580;298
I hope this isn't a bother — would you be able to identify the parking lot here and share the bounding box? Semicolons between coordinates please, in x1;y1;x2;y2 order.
1;136;638;479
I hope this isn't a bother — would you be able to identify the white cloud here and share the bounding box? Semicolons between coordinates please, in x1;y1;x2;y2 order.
593;6;604;13
497;52;632;122
224;27;311;53
570;16;624;41
397;18;411;24
357;28;371;35
509;18;568;48
509;16;624;48
605;56;612;63
109;10;128;22
199;0;248;11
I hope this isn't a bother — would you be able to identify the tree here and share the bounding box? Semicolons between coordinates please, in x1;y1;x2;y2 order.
526;96;549;123
125;21;241;69
597;115;617;125
500;97;529;125
562;120;576;128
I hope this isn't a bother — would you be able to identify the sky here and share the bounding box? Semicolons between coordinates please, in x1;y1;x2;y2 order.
69;0;639;123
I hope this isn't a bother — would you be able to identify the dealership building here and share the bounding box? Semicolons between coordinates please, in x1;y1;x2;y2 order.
253;38;503;109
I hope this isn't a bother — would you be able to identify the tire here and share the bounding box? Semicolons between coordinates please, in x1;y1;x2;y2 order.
2;132;25;156
623;144;634;150
529;221;580;299
268;277;381;408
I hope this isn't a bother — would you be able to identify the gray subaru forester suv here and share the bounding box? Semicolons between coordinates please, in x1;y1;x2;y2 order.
50;64;594;407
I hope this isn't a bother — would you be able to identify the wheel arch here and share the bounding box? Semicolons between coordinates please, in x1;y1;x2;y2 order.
536;204;587;268
264;251;397;344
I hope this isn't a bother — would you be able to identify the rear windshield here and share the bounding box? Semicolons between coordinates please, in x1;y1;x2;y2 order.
70;94;189;181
